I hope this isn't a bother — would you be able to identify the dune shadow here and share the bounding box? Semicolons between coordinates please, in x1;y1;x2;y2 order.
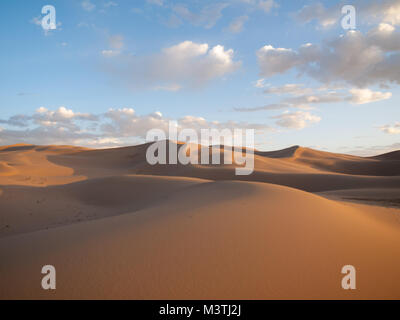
0;145;36;152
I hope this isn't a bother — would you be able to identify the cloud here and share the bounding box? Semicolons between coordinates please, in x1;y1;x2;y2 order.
263;84;314;96
234;103;289;112
228;15;248;33
258;0;278;13
100;108;269;138
108;35;124;49
284;88;392;105
0;107;269;147
30;16;62;36
378;1;400;25
146;0;163;6
236;83;392;113
254;78;266;88
257;28;400;87
0;107;97;129
0;115;31;127
152;84;182;92
82;0;96;12
262;82;392;106
379;122;400;134
151;0;277;30
296;2;341;28
104;1;118;8
348;88;392;104
101;35;124;57
30;16;42;27
257;44;309;77
272;111;321;129
239;0;278;13
100;108;169;138
101;40;240;90
17;92;36;97
102;50;120;58
0;107;100;146
172;3;228;29
296;0;400;28
283;92;344;106
30;107;98;132
367;23;400;51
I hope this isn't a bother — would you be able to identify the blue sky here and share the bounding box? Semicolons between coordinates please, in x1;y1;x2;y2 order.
0;0;399;155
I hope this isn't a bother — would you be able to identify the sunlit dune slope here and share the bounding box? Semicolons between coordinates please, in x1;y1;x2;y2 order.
1;142;399;190
1;179;399;299
0;143;400;299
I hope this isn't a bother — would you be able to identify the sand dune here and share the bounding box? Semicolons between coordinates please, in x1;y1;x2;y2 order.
0;175;205;238
372;150;400;161
0;162;17;176
0;142;399;299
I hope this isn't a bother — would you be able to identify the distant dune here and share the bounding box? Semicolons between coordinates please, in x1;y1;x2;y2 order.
0;142;399;299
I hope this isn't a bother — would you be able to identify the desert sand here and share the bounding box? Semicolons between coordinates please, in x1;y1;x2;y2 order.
0;142;399;299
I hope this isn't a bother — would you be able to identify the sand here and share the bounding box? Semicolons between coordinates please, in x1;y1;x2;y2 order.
0;142;399;299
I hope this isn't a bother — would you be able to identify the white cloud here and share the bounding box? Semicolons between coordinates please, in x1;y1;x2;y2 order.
349;88;392;104
163;41;209;57
272;111;321;129
296;2;340;28
101;35;124;57
153;84;182;92
296;0;400;27
30;16;42;26
254;78;266;88
0;115;31;127
0;107;269;147
258;0;278;13
238;84;392;113
30;16;62;36
377;22;395;33
257;28;400;87
155;0;277;30
382;2;400;25
236;87;343;112
102;50;120;57
256;45;304;77
104;1;118;8
82;0;96;12
102;40;240;90
285;92;344;106
357;0;400;26
291;89;391;106
146;0;163;6
239;0;278;13
172;3;228;29
108;35;124;49
263;84;314;96
379;122;400;134
31;107;97;130
228;15;248;33
367;23;400;51
234;103;290;112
